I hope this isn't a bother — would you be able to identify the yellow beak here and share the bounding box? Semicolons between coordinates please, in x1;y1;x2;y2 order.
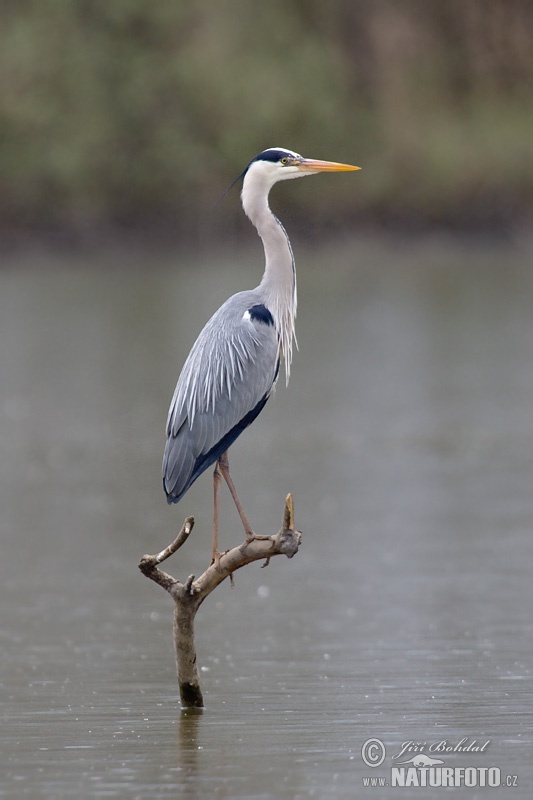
296;158;361;173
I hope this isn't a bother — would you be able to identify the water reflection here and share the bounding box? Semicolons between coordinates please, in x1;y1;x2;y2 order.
177;709;203;794
1;238;533;797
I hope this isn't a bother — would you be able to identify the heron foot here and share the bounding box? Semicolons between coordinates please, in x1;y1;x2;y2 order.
244;531;271;543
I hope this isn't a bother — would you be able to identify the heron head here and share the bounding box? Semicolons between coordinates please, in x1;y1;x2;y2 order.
245;147;360;187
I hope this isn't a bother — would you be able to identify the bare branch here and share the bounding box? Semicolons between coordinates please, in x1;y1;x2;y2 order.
191;525;301;603
138;557;177;594
283;492;295;530
139;494;301;707
155;516;195;563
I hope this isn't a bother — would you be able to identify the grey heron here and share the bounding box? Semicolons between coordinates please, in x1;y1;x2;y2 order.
163;147;359;561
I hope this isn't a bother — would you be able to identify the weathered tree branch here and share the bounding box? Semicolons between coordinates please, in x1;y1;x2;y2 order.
139;494;302;708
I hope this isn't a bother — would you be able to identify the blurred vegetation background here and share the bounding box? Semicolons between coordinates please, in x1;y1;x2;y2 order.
1;0;532;243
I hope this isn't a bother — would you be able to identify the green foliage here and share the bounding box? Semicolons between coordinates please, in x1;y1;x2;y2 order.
0;0;531;234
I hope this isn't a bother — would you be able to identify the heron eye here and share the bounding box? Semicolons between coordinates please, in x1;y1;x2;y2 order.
280;157;289;165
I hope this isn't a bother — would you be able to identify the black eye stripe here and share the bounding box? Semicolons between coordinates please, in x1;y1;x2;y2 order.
251;149;295;164
240;148;300;179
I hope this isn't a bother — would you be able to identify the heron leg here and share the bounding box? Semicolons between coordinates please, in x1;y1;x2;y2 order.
212;461;223;567
217;451;255;541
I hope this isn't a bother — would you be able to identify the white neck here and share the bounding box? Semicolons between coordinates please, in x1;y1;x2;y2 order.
241;170;297;382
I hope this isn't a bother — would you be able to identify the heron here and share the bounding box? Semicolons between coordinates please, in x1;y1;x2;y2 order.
163;147;360;562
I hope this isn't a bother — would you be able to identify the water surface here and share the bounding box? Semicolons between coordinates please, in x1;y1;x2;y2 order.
1;237;532;797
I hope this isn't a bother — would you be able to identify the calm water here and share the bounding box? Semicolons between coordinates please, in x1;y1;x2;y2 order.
1;237;532;798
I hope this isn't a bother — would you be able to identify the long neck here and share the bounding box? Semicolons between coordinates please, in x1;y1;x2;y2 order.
241;176;297;382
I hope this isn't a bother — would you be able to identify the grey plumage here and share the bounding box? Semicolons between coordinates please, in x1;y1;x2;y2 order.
163;290;279;502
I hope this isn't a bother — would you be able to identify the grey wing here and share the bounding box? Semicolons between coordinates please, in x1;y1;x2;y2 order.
162;297;279;503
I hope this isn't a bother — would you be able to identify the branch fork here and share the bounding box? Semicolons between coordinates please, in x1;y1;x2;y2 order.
139;494;301;707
